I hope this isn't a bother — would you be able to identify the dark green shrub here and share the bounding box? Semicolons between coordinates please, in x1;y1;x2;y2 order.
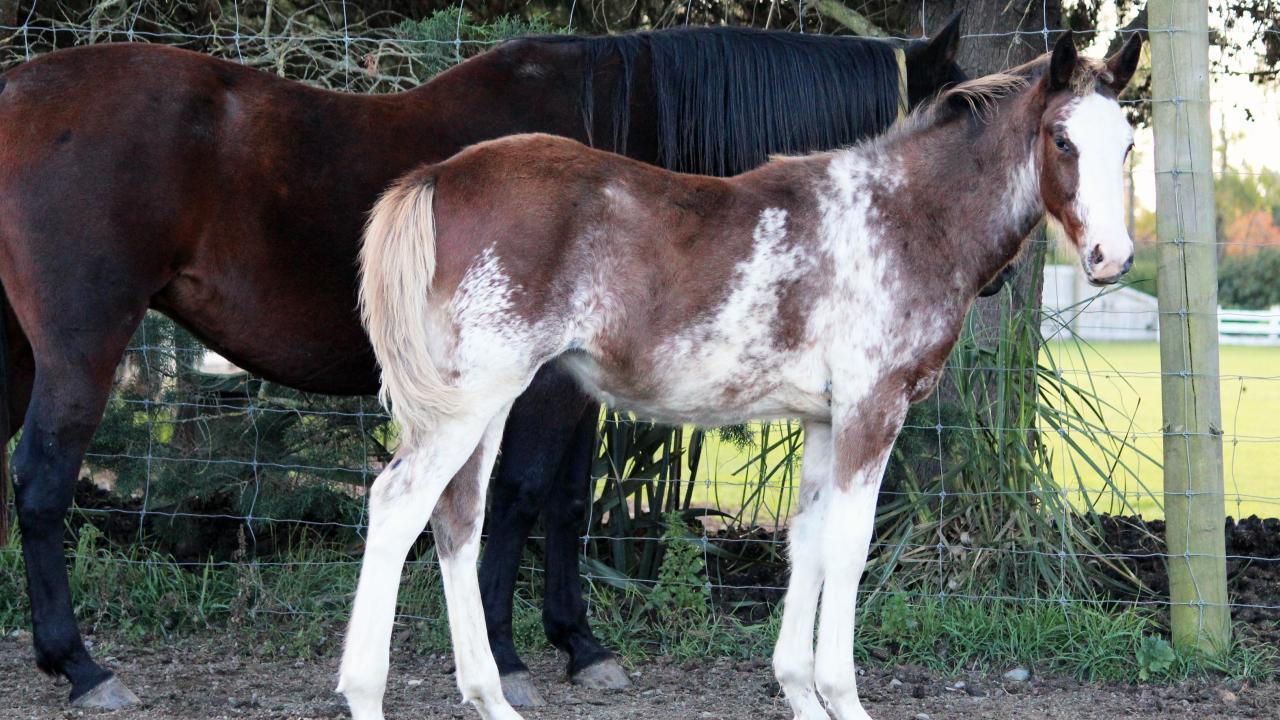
1218;248;1280;309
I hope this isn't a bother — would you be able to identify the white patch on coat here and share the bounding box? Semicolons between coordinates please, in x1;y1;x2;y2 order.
1000;153;1043;233
602;183;636;210
515;62;547;79
1062;92;1134;279
565;233;623;347
447;246;530;376
630;206;827;422
814;153;909;407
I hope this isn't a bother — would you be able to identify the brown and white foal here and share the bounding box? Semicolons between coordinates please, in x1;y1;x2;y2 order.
341;31;1143;720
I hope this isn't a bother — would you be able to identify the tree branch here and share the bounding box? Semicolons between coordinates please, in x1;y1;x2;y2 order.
1106;5;1148;56
805;0;889;38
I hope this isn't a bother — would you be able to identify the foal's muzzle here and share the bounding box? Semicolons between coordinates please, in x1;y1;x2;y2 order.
1085;251;1134;287
1084;241;1134;287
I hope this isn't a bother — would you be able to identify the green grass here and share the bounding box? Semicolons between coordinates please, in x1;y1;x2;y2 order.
1042;341;1280;520
674;341;1279;524
0;525;1271;683
691;423;802;528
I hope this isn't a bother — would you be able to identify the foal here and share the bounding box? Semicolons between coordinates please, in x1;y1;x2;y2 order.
345;31;1142;720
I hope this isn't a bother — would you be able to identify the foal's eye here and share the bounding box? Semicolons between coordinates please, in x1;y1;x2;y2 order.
1053;136;1072;153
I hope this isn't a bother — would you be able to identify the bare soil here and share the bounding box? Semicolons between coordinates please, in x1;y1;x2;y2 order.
1;632;1274;720
1100;515;1280;644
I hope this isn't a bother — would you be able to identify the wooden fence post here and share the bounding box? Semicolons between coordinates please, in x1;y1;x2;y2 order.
1149;0;1231;654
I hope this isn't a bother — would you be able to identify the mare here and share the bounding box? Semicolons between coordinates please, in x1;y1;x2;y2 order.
0;21;972;709
350;30;1143;720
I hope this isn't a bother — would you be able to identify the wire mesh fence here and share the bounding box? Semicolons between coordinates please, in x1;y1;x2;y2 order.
1;0;1277;663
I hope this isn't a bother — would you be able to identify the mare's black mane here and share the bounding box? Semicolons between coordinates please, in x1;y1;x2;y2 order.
526;27;903;177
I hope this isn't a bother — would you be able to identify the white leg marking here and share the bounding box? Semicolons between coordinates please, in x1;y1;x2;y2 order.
773;422;833;720
436;407;524;720
337;413;496;720
812;443;892;720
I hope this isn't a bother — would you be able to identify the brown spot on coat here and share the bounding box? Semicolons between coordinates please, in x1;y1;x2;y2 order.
835;390;908;489
432;449;483;558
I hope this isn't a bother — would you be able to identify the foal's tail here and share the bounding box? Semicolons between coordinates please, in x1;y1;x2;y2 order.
359;171;461;448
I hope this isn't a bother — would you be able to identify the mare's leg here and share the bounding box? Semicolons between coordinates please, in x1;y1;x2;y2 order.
2;299;34;435
6;287;149;708
541;401;629;689
2;295;35;532
479;364;591;706
773;422;834;720
812;401;907;720
434;406;523;720
339;399;525;720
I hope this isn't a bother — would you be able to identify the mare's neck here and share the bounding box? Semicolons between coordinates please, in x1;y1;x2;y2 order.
871;90;1046;297
395;43;599;150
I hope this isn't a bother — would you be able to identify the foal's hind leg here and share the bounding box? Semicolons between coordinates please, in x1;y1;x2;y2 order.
433;406;524;719
339;401;524;720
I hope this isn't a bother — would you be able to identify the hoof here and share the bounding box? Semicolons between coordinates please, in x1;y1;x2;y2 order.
500;671;546;707
571;657;632;691
71;675;139;711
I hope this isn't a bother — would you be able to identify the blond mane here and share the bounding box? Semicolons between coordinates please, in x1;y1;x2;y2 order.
879;52;1111;143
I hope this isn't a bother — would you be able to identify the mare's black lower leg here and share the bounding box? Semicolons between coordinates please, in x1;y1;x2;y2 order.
541;406;626;685
479;363;595;704
4;269;147;708
12;372;132;706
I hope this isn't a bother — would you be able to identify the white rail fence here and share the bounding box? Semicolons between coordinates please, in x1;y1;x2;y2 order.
1042;264;1280;346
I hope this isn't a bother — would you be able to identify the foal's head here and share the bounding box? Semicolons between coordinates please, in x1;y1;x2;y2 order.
1037;31;1143;286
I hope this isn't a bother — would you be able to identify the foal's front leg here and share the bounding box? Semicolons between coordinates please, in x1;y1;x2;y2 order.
812;400;907;720
773;422;834;720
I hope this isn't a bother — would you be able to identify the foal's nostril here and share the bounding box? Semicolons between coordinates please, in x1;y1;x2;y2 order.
1089;245;1104;267
1122;255;1134;274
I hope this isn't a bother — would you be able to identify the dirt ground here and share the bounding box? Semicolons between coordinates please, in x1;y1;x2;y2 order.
1;632;1274;720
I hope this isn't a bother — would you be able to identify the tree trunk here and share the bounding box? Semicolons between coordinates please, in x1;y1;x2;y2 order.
919;0;1062;354
888;1;1063;498
0;0;19;28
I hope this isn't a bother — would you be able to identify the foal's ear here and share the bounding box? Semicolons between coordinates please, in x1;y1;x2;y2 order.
1105;33;1144;93
1048;30;1077;92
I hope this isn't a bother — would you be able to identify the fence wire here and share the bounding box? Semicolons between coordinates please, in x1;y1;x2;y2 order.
0;0;1277;656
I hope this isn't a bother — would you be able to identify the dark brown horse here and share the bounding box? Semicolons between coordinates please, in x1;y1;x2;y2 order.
0;22;969;709
351;31;1142;720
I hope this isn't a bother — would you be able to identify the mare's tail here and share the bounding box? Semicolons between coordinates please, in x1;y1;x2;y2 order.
358;171;461;448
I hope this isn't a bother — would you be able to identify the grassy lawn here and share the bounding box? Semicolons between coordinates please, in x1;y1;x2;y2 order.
1043;340;1280;520
680;342;1279;524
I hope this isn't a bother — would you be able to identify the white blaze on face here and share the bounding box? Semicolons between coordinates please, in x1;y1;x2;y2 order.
1063;92;1134;284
